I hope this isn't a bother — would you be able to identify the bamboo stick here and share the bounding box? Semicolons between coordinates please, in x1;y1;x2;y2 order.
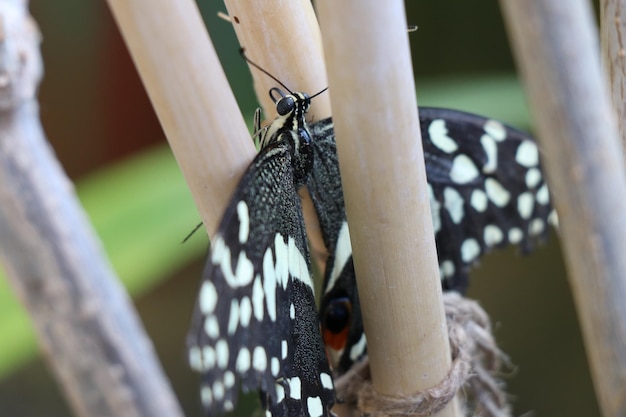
107;0;254;236
0;2;184;416
317;1;458;416
600;0;626;155
500;1;626;416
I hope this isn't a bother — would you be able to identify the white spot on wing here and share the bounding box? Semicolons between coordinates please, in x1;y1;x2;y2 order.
450;154;479;184
224;371;235;388
530;218;545;235
516;140;539;167
211;236;226;264
517;192;535;219
288;236;312;288
274;235;289;289
188;346;202;371
440;260;455;278
204;316;219;339
350;333;367;362
428;119;459;153
276;383;285;403
508;228;523;243
461;238;480;262
203;346;216;369
227;299;239;335
289;377;302;399
290;303;295;319
480;134;498;173
239;297;252;328
324;222;353;295
307;396;324;417
216;339;229;369
484;119;506;141
201;385;213;406
321;373;334;390
263;248;277;321
548;209;559;227
213;381;224;401
237;201;250;244
470;189;488;212
443;187;464;224
485;178;511;207
525;168;542;188
224;400;234;412
252;275;264;321
271;357;280;377
536;184;550;205
236;347;251;372
281;340;288;359
199;281;218;314
253;346;267;371
214;240;255;288
484;224;504;246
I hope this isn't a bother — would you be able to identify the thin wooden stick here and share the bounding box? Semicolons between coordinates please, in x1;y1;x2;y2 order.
500;2;626;416
317;1;459;416
0;2;184;416
600;0;626;157
107;0;254;236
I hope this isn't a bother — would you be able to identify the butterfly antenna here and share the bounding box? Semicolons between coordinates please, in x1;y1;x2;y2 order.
181;222;204;244
310;87;328;99
240;48;293;94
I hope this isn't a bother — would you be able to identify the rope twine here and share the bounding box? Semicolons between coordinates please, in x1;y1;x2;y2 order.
333;291;512;417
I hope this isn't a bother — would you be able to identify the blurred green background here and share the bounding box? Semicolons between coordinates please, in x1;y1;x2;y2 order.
0;1;600;416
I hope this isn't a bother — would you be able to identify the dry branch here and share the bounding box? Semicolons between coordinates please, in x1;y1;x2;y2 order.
0;2;183;416
500;1;626;416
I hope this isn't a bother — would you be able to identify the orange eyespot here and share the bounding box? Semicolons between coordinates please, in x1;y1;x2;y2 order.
322;297;351;351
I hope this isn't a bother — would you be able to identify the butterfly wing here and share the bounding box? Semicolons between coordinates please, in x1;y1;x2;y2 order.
187;140;335;416
419;107;554;291
311;108;556;373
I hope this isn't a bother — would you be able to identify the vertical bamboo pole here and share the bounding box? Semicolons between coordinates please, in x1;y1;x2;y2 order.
317;1;458;416
500;1;626;416
600;0;626;154
107;0;253;236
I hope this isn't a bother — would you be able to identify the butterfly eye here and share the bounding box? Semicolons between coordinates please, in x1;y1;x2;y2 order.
322;297;352;351
276;95;296;116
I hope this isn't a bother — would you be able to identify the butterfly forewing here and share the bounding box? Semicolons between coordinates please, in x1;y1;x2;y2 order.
187;140;334;415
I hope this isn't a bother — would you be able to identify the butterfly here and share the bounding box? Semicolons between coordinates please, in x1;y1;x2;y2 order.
186;88;555;416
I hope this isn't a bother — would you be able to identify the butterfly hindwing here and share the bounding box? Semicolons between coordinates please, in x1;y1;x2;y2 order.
418;107;553;290
314;107;556;373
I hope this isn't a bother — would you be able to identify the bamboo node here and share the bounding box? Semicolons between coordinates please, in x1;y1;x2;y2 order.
334;292;512;417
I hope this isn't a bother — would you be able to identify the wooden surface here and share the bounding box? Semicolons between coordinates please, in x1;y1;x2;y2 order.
108;0;254;237
317;1;458;416
500;1;626;416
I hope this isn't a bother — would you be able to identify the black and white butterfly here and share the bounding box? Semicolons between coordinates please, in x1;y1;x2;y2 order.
186;87;556;416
